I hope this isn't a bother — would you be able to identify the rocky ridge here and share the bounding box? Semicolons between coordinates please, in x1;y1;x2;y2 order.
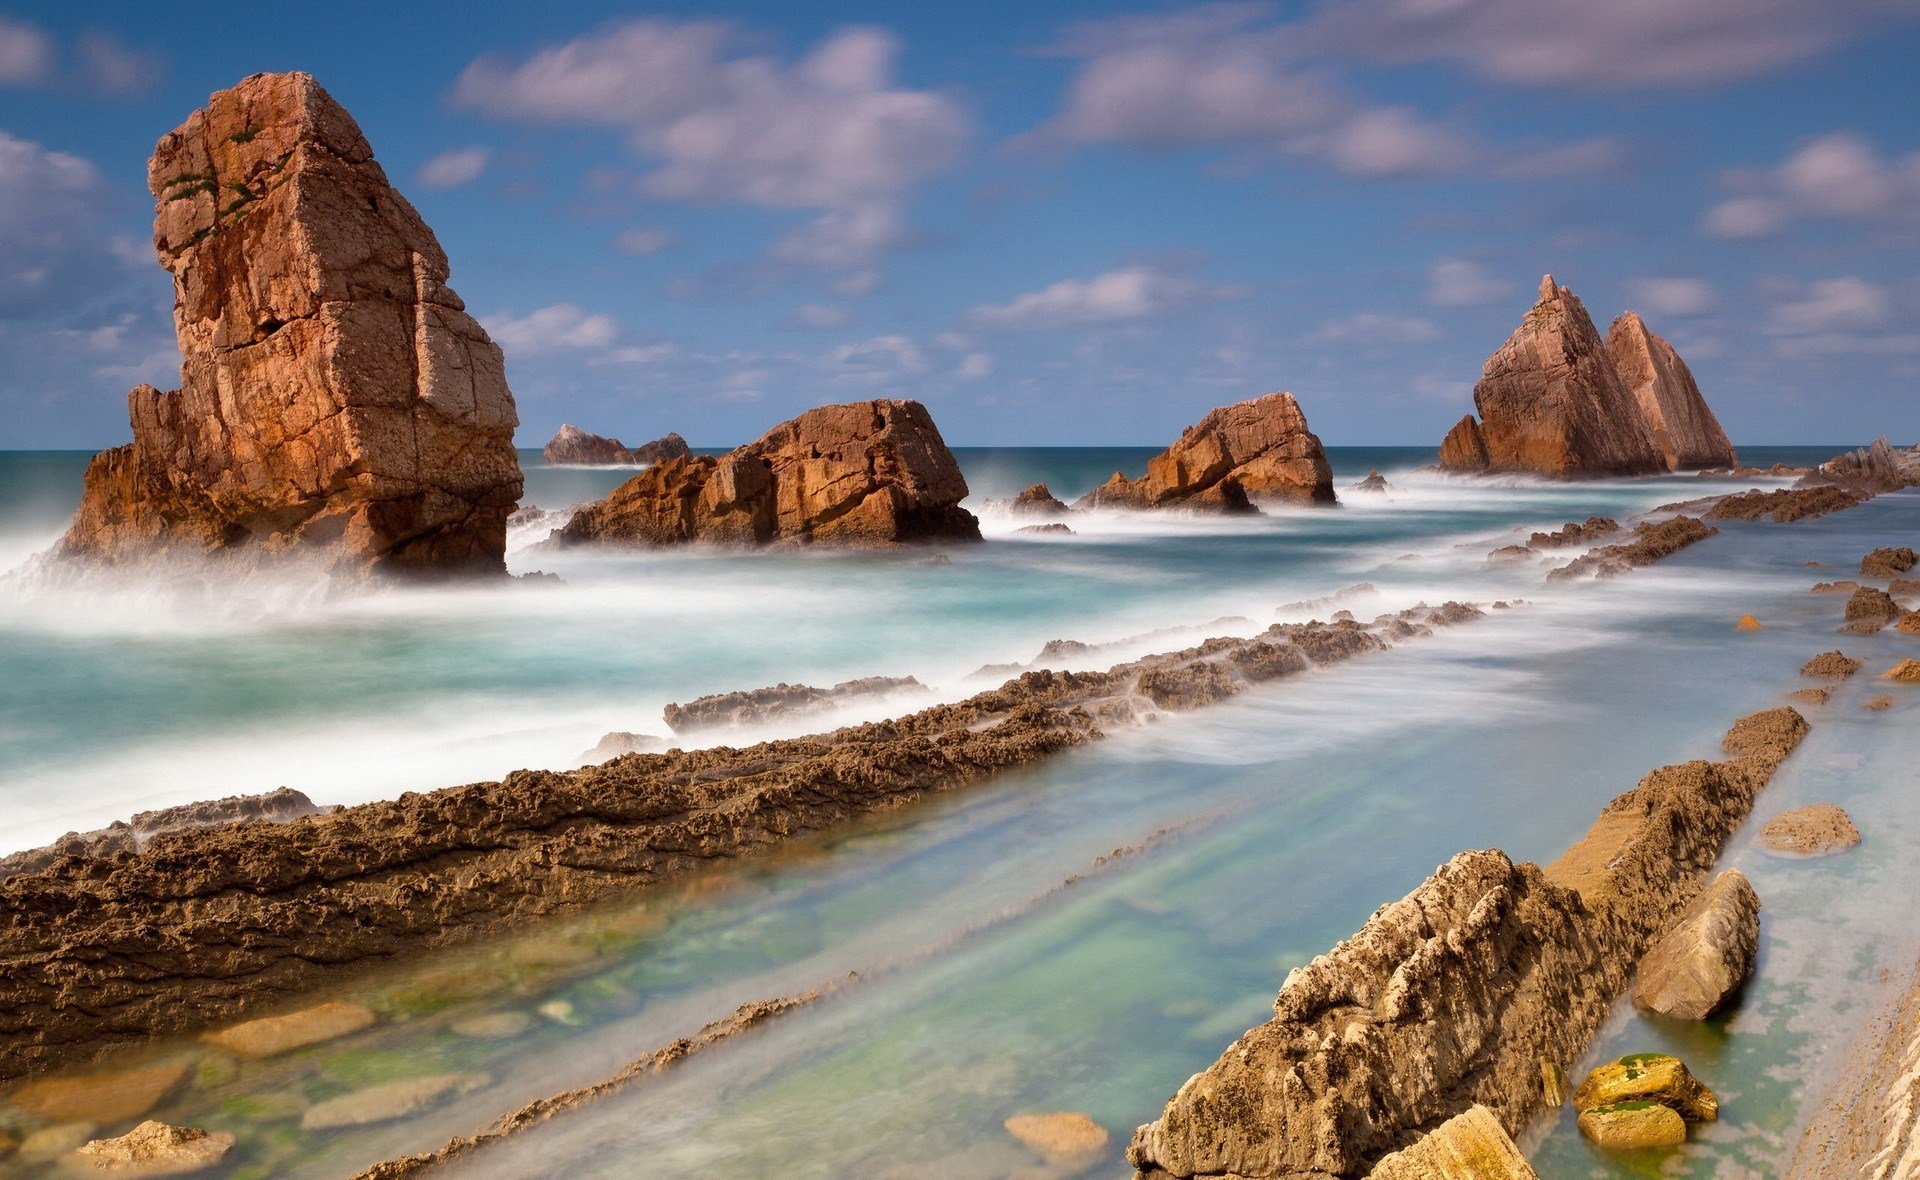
1078;392;1335;511
542;425;691;466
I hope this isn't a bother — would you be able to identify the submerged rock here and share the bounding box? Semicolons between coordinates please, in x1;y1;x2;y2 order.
1786;688;1830;707
1528;517;1618;548
8;1062;185;1123
1757;803;1861;856
1004;1112;1108;1167
1632;870;1760;1020
1885;659;1920;683
1736;615;1763;631
559;400;979;547
75;1121;234;1175
1076;392;1334;511
203;1000;376;1058
1348;469;1393;493
1015;523;1074;536
1368;1104;1538;1179
301;1071;491;1130
1862;546;1918;578
55;72;520;582
576;731;666;764
1439;277;1668;477
1801;651;1862;678
1606;311;1737;470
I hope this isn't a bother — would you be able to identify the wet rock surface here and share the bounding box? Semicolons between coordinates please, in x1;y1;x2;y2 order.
1757;803;1861;855
75;1120;235;1175
558;399;980;547
1546;516;1718;581
1802;651;1863;678
1631;869;1760;1020
663;676;928;733
1077;392;1334;511
1705;486;1871;523
54;72;521;582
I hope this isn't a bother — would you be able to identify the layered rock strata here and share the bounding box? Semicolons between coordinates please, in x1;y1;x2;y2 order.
0;601;1486;1077
1128;706;1808;1179
543;425;690;466
557;400;979;547
1630;869;1760;1019
662;676;927;733
1706;486;1870;523
1545;516;1717;581
1077;393;1335;511
1439;277;1672;477
0;788;324;879
1789;957;1920;1176
1606;312;1738;470
55;72;521;581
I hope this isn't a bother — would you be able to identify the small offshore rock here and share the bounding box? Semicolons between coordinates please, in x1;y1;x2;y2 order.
1015;522;1074;536
1574;1053;1719;1122
1076;391;1334;510
1003;1111;1108;1166
8;1062;186;1123
1802;651;1862;678
1368;1105;1538;1179
1813;580;1862;594
1632;870;1760;1020
1757;803;1861;855
1348;469;1392;493
1008;483;1070;517
1736;614;1762;631
1865;694;1894;711
1577;1101;1689;1151
1489;544;1534;566
1787;688;1830;707
1840;586;1904;634
1530;517;1618;548
203;1001;375;1058
1861;546;1918;578
1884;659;1920;683
75;1120;235;1175
300;1072;490;1130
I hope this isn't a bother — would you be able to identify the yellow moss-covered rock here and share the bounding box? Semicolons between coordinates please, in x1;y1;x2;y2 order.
1574;1054;1718;1122
1369;1105;1540;1178
1577;1100;1689;1150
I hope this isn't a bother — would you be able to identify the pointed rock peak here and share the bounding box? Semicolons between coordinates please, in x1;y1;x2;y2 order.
1539;273;1558;301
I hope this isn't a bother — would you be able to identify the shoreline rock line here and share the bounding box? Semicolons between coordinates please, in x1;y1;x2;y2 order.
1127;704;1810;1178
0;600;1493;1079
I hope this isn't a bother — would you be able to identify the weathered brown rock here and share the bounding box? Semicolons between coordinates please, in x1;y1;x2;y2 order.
1840;586;1904;634
1801;651;1862;678
558;400;979;547
1862;546;1918;578
1009;484;1070;517
1076;392;1334;511
1128;708;1805;1179
542;425;689;466
1528;517;1617;548
1817;436;1920;492
203;1000;375;1057
1632;869;1759;1019
1348;469;1393;493
54;72;520;581
1366;1105;1538;1179
1706;485;1871;523
1439;277;1666;477
1546;516;1718;581
1736;614;1764;631
0;788;323;880
1813;580;1863;595
1757;803;1860;855
1886;659;1920;683
75;1120;235;1175
1606;312;1737;470
662;676;926;733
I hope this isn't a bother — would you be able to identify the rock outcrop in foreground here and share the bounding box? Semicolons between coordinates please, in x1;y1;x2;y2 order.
1440;277;1731;477
1128;706;1807;1179
558;399;979;547
1631;869;1760;1020
1077;392;1335;511
55;72;521;580
543;425;690;466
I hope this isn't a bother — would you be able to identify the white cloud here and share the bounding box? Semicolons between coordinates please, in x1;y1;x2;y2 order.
957;352;994;379
826;333;929;384
1627;277;1718;317
75;32;163;97
1427;259;1513;307
417;147;490;189
768;203;913;275
1765;277;1892;336
0;17;52;86
962;264;1244;331
613;226;677;256
788;303;853;329
1705;132;1920;238
1304;0;1908;87
1307;311;1440;345
454;21;970;211
482;303;623;353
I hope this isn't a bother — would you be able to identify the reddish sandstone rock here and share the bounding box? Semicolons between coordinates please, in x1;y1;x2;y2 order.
1077;392;1334;511
55;72;520;581
543;425;689;466
1862;546;1918;578
1607;312;1737;470
559;400;978;547
1439;415;1490;470
1009;484;1071;517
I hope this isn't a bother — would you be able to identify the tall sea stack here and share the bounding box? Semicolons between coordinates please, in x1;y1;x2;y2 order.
56;72;522;580
1440;276;1732;477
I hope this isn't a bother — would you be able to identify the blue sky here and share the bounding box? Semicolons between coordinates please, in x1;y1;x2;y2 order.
0;0;1917;449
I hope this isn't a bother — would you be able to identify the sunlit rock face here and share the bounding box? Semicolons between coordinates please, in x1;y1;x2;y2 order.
1606;311;1737;471
1076;391;1336;512
57;71;521;581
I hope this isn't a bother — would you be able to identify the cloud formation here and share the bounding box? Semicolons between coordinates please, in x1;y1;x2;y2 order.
963;264;1244;330
1627;277;1719;317
482;303;623;353
1705;132;1920;238
1426;259;1514;307
417;148;490;189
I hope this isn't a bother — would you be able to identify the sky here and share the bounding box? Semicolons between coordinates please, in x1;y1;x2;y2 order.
0;0;1917;450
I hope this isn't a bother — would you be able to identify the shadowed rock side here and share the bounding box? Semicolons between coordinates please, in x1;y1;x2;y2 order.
1077;392;1335;511
0;603;1487;1077
557;399;979;547
1440;276;1666;477
0;788;325;879
54;72;521;581
1127;706;1808;1179
542;425;690;466
1606;312;1738;470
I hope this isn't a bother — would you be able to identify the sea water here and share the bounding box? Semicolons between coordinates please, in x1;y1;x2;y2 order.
0;446;1907;1180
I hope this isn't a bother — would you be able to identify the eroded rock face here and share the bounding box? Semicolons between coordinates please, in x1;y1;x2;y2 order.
1441;277;1666;477
55;72;521;581
1077;392;1334;511
558;400;979;547
76;1120;235;1175
1606;313;1738;470
543;425;689;466
1862;546;1918;578
1818;436;1920;492
1632;869;1760;1020
1367;1105;1537;1180
1757;803;1860;856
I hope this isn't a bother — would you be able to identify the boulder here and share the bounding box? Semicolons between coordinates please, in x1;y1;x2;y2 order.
1757;803;1861;855
54;72;520;581
1004;1112;1108;1167
75;1121;234;1175
1886;659;1920;683
1367;1105;1538;1179
1606;311;1738;470
8;1062;185;1123
1576;1101;1689;1150
1348;469;1393;493
1631;869;1760;1020
1075;392;1334;511
1574;1054;1718;1122
203;1000;375;1057
1439;277;1666;477
1840;586;1904;634
1862;546;1918;578
300;1071;490;1130
1009;484;1070;517
558;400;979;547
1800;651;1862;678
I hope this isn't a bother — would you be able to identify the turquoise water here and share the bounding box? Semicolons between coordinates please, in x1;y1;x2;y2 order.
0;445;1904;1180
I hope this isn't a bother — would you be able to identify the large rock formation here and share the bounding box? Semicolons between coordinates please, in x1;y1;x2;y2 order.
1815;436;1920;492
557;399;979;547
1078;392;1335;511
1631;869;1760;1019
1606;312;1737;470
1440;277;1718;478
54;72;521;580
543;425;690;466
